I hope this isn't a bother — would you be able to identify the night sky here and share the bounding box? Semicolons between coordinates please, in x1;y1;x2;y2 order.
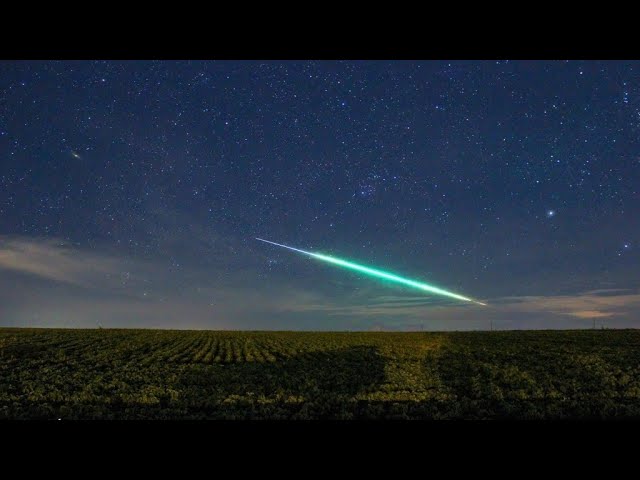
1;60;639;330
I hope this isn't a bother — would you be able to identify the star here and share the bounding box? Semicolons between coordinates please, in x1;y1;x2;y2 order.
546;210;556;218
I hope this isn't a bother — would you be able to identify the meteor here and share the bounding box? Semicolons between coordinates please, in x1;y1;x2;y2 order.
256;238;487;306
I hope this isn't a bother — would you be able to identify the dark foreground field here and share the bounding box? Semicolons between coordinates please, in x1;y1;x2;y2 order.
2;328;640;420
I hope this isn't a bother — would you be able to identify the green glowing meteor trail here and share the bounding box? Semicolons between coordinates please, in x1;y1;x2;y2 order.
256;238;487;306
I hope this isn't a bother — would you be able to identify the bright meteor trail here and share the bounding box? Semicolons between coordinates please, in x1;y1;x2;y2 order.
256;238;487;306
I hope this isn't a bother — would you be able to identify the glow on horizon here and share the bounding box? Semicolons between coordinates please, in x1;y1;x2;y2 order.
256;238;487;306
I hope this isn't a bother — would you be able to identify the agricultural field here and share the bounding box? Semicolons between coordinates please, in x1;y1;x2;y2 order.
1;328;640;420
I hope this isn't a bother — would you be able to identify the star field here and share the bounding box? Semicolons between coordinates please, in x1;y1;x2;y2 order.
0;60;639;330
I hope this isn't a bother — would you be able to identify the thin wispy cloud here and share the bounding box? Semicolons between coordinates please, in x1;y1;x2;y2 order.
1;236;639;331
493;290;640;320
0;237;124;287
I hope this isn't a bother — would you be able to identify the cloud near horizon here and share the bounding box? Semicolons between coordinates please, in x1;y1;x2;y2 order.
1;236;638;331
0;237;123;287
